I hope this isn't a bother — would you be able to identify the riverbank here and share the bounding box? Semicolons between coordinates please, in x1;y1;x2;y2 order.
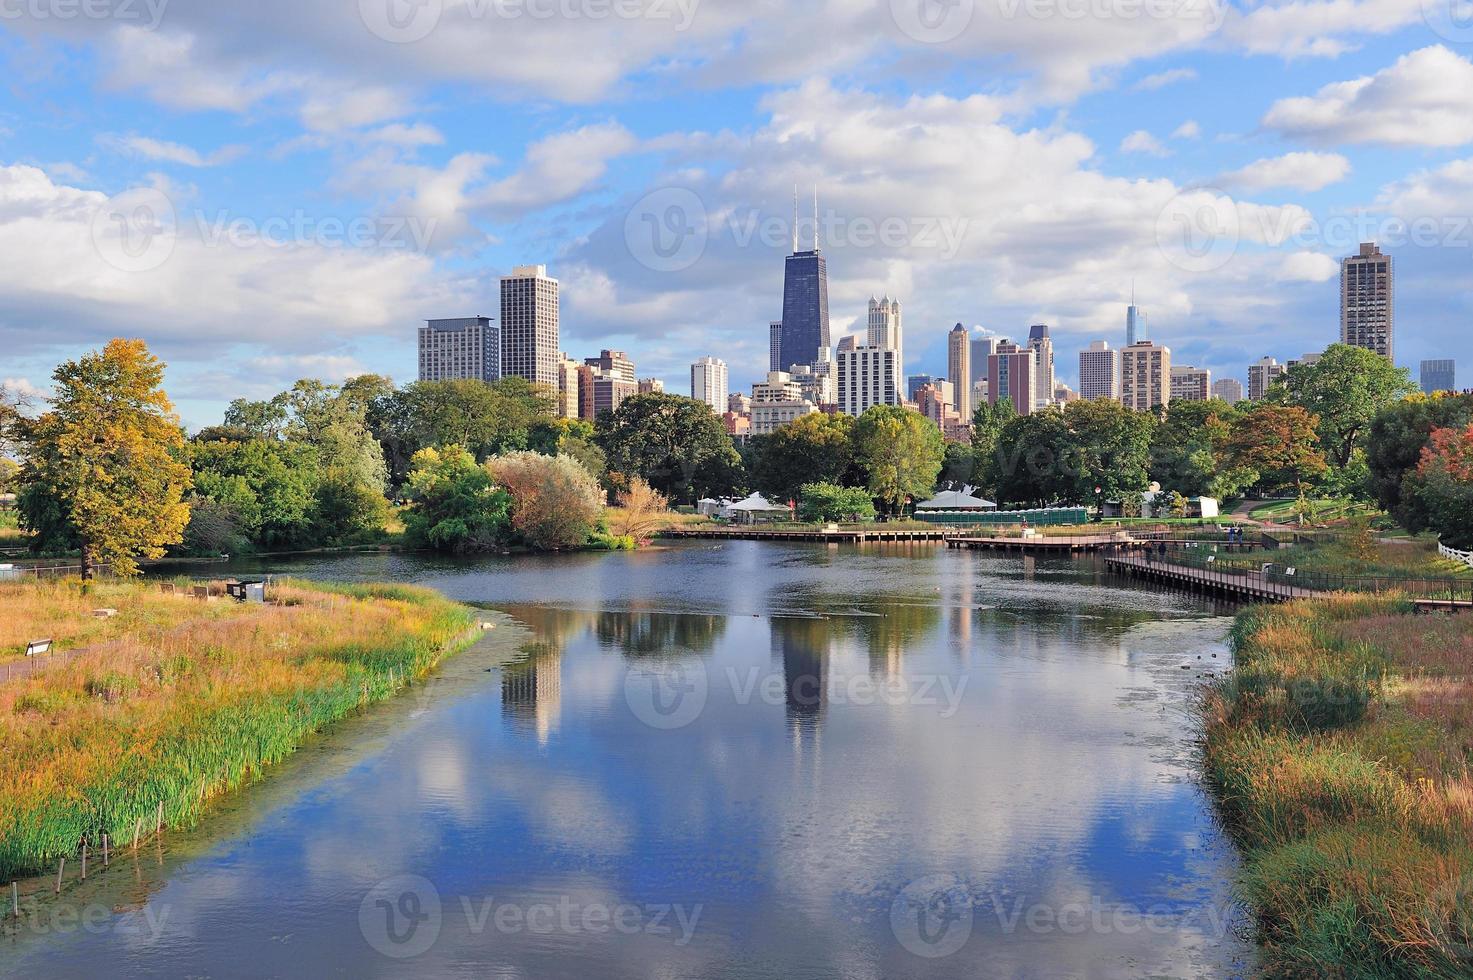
0;579;479;880
1204;595;1473;976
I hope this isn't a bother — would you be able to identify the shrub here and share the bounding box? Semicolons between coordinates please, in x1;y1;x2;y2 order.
486;451;604;551
797;482;876;523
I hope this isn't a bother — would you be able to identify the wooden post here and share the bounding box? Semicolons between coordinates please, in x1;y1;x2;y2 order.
81;842;87;880
133;817;141;850
156;801;164;834
55;858;64;894
11;881;18;921
103;834;110;867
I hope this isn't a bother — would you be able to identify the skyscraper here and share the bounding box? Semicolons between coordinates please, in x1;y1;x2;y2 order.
987;344;1039;417
1213;378;1245;403
836;345;901;416
500;264;560;388
1126;294;1147;347
778;190;830;373
1248;357;1285;400
1028;324;1055;410
867;296;903;372
690;356;729;412
1170;365;1211;402
1121;340;1170;410
1422;359;1456;394
418;317;501;383
970;334;998;388
555;353;581;418
1341;242;1393;360
1079;340;1120;401
769;322;784;373
948;323;971;421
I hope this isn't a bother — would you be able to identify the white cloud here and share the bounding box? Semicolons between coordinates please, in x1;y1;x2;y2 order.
1216;151;1351;192
1134;68;1198;91
1120;130;1170;156
1171;120;1201;141
365;123;445;148
1220;0;1424;58
1376;157;1473;220
1276;251;1340;282
99;135;247;168
1262;46;1473;147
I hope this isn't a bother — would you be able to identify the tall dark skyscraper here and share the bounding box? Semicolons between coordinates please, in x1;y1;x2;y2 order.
777;188;829;372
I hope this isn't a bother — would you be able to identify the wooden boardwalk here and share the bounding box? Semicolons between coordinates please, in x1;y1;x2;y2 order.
949;532;1167;554
660;527;960;543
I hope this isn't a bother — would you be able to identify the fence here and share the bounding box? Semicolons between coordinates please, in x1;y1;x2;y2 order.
1155;549;1473;604
1440;540;1473;571
0;562;113;581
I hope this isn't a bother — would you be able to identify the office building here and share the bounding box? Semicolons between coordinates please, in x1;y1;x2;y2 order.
948;323;971;421
1422;359;1456;394
750;371;818;436
970;334;999;388
769;322;784;373
1341;242;1393;360
554;353;581;418
987;345;1040;417
638;378;664;395
1121;340;1171;411
778;203;830;372
417;317;501;383
1126;298;1147;347
690;356;728;412
1213;378;1245;403
1248;356;1285;401
1079;340;1120;402
728;392;753;416
500;265;559;387
1170;365;1211;402
836;345;901;416
867;296;903;369
1028;324;1055;410
907;375;937;402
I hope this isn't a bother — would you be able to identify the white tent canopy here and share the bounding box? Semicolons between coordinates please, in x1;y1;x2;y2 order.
915;489;997;511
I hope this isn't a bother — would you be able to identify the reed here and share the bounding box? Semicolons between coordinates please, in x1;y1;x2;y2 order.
1205;594;1473;977
0;579;476;880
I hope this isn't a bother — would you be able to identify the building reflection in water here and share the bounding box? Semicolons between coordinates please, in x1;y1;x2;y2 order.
501;642;563;744
595;609;726;658
770;617;832;752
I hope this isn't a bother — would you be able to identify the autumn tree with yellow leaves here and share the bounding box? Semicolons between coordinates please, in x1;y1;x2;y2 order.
18;339;192;577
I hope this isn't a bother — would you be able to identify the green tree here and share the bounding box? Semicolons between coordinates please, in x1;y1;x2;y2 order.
1059;399;1156;506
1150;398;1249;499
1365;392;1473;529
1272;343;1416;481
938;442;979;491
1227;404;1328;497
852;406;944;515
17;339;192;577
487;451;605;551
596;393;744;503
190;437;322;548
971;398;1015;495
751;412;858;502
992;410;1073;507
797;482;876;523
1413;424;1473;547
402;445;511;552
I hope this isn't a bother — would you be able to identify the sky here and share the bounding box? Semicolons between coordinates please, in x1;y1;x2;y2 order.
0;0;1470;428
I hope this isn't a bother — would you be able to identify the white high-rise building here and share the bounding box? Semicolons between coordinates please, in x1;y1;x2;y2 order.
1027;325;1055;410
1341;242;1393;361
500;265;560;388
690;356;729;413
1170;365;1211;402
1248;357;1285;400
1079;340;1121;402
418;317;501;383
867;296;903;372
947;323;971;421
836;345;901;416
769;322;785;373
1121;341;1171;411
1213;379;1245;403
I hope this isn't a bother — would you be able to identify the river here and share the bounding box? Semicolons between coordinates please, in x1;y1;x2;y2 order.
2;541;1255;979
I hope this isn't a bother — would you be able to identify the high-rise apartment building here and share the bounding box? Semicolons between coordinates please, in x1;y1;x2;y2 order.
769;322;784;373
987;345;1040;417
1126;300;1147;347
1341;242;1393;360
500;265;559;388
1121;340;1170;410
750;371;818;435
1213;378;1245;403
867;296;903;371
1079;340;1120;402
1028;324;1055;411
579;349;637;419
1170;365;1211;402
638;378;664;395
948;323;971;421
1422;359;1456;394
418;317;501;383
690;356;728;412
584;349;635;384
554;353;581;418
970;335;998;388
789;363;834;406
836;345;901;416
1248;356;1285;400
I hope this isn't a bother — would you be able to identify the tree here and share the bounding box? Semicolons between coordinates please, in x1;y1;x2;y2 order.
402;445;511;553
1059;399;1156;505
992;410;1073;507
1272;343;1416;480
596;394;744;503
191;437;322;548
1366;393;1473;529
610;476;669;543
852;406;944;516
1150;398;1248;499
797;482;876;523
971;398;1015;496
1227;404;1328;497
938;442;979;491
1411;424;1473;547
751;412;858;502
18;340;192;577
486;451;604;551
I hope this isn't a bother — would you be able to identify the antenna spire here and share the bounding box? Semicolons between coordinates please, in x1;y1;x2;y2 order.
813;186;820;251
791;184;799;254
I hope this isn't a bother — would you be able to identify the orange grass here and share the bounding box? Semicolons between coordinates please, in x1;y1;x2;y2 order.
0;579;476;880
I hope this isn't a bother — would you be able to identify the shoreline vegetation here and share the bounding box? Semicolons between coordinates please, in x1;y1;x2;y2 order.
1205;595;1473;977
0;578;478;882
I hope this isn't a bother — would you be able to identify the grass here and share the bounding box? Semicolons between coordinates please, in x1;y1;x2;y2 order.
1204;595;1473;977
1250;497;1382;525
0;578;477;880
1212;535;1471;583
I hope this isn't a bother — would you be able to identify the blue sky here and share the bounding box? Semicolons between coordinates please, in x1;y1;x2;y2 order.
1;0;1471;427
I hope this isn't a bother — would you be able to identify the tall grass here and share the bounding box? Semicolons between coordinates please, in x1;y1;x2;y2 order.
1205;594;1473;977
0;580;476;880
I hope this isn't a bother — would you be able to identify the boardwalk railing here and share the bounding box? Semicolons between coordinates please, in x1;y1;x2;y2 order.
1124;550;1473;604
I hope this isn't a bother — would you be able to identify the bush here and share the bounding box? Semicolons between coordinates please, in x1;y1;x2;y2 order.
487;451;605;551
797;482;876;523
402;445;511;553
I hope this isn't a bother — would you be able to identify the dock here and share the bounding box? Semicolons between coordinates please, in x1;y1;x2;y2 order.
659;527;959;543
